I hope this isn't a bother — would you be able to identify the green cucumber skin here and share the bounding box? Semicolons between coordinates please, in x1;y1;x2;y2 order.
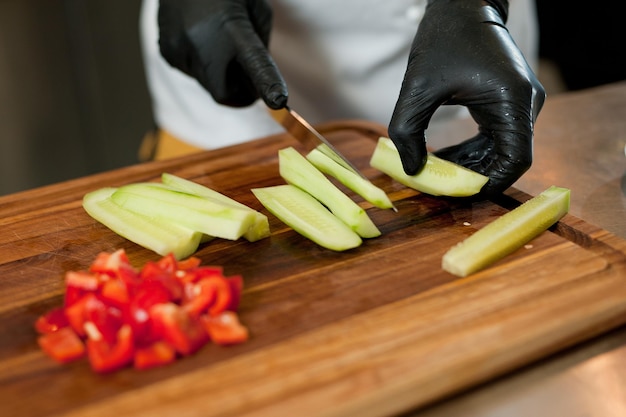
82;187;201;259
252;185;362;252
111;184;256;240
370;137;489;197
442;186;571;277
279;147;380;238
306;148;393;209
161;173;270;242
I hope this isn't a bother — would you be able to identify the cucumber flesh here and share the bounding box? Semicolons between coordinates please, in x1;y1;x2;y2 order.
442;186;571;277
279;147;380;238
252;185;362;251
161;173;270;242
306;147;394;210
110;183;256;240
82;187;202;259
370;137;489;197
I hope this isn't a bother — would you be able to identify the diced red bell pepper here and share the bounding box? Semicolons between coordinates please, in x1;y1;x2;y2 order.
35;307;69;334
83;295;124;345
134;341;176;370
207;276;238;316
140;262;184;301
38;327;86;364
225;275;244;312
64;271;100;307
101;278;130;307
89;249;132;276
196;277;230;317
182;274;243;317
65;270;100;291
126;281;171;345
150;303;209;356
175;256;202;271
117;265;143;294
89;249;141;293
87;324;134;373
155;253;178;273
177;265;224;285
182;279;217;318
202;311;249;346
36;250;249;373
65;293;95;337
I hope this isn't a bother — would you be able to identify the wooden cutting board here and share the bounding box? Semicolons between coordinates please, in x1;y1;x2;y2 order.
1;122;625;417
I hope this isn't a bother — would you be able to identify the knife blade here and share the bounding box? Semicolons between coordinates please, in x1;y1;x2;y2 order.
271;106;368;179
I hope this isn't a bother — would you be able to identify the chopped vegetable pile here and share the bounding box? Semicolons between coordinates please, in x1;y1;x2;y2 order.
35;249;248;372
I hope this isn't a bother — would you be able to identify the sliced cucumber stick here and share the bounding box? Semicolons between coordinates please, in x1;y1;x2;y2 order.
161;173;270;242
279;147;380;238
370;137;488;197
306;147;394;210
82;187;202;259
442;186;571;277
111;183;256;240
252;185;362;251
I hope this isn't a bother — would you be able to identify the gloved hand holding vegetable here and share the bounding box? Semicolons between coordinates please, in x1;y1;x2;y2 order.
157;0;545;198
388;0;546;197
158;0;288;109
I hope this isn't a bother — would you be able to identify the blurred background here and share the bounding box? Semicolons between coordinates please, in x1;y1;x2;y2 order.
0;0;623;195
0;0;152;195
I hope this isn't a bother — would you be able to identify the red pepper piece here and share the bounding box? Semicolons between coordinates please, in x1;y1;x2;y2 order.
65;270;100;291
155;253;178;273
65;293;95;337
150;303;209;356
35;307;69;334
206;276;235;316
140;262;184;301
89;249;141;292
117;266;142;296
64;271;100;307
194;265;225;280
176;256;201;271
84;295;124;345
100;278;130;307
38;327;86;364
202;311;249;346
225;275;244;312
182;279;217;318
89;249;130;273
178;265;224;285
134;341;176;370
126;281;171;345
87;324;134;373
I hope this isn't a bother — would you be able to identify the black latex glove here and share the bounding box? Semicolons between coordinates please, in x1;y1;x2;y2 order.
388;0;546;197
158;0;288;109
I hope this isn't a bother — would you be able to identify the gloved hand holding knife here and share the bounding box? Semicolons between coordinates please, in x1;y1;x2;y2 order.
157;0;545;198
158;0;288;110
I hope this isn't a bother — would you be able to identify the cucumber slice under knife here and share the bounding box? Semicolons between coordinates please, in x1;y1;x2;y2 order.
305;147;394;210
279;147;380;238
252;184;362;251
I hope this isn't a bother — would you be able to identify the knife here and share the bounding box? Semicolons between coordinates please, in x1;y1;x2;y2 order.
270;106;368;179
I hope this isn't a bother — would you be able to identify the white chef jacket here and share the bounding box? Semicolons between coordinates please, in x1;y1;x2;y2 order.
140;0;539;149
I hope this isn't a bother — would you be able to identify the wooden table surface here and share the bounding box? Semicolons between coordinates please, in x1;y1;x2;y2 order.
0;82;625;417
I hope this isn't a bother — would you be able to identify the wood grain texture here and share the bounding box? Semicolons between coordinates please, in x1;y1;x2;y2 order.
1;121;625;417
